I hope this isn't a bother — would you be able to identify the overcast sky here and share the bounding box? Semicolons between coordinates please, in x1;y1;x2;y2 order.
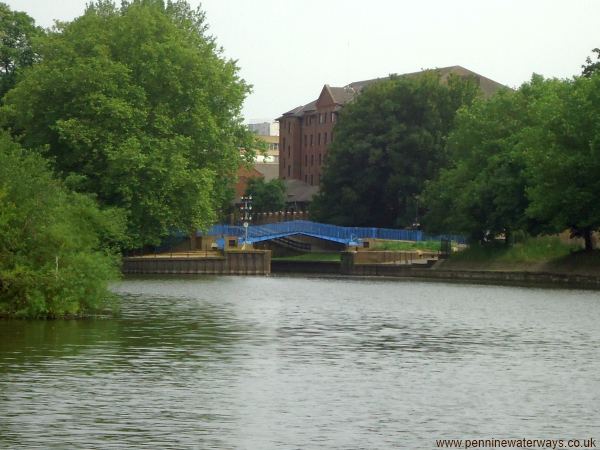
5;0;600;123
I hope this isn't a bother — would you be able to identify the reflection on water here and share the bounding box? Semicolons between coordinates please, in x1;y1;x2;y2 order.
1;276;599;449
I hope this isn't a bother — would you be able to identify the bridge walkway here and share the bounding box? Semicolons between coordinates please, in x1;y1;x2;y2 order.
201;220;465;249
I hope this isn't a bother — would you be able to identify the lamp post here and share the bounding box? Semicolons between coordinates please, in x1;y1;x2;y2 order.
240;195;253;248
412;195;420;230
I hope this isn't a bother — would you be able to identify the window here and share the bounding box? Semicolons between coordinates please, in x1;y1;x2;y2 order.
288;145;290;156
319;113;324;124
318;133;321;145
324;132;327;144
282;137;286;148
310;135;313;146
323;113;327;124
283;158;285;168
331;112;336;122
288;165;291;176
288;121;291;132
311;155;314;166
304;174;307;183
304;135;307;147
310;174;313;185
305;155;308;166
319;153;322;165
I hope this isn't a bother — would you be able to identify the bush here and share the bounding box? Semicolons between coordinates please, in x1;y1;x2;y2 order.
0;133;124;318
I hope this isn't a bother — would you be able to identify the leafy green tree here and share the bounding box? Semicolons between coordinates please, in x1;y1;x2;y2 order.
424;72;600;250
245;177;286;213
310;71;480;228
582;48;600;77
422;89;533;243
0;132;125;318
0;3;42;98
523;74;600;250
2;0;254;247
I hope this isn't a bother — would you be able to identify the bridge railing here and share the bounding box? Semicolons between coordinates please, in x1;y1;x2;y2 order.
201;220;465;244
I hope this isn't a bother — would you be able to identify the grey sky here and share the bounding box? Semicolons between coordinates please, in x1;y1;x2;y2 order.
5;0;600;122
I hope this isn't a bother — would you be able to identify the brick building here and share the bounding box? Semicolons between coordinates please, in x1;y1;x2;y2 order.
278;65;506;186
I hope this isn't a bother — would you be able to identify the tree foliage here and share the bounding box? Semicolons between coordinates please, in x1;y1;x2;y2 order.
2;0;254;247
245;177;286;213
310;71;480;228
422;89;533;243
582;48;600;77
423;70;600;250
0;3;42;98
523;74;600;250
0;133;125;318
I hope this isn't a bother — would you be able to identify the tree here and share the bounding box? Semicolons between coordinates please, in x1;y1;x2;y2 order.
1;0;254;248
245;177;286;213
0;132;125;318
0;3;42;98
310;71;480;228
582;48;600;77
422;89;533;243
424;72;600;251
524;74;600;250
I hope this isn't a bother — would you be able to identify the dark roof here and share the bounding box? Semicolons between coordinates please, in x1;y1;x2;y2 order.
284;179;319;203
279;65;508;121
280;104;304;117
348;65;507;98
327;86;356;104
254;163;279;181
278;100;317;120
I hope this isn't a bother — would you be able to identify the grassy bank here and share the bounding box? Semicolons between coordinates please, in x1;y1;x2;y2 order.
439;236;600;275
373;240;441;251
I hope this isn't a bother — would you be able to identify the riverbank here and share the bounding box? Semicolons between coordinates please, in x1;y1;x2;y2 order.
270;249;600;289
437;247;600;276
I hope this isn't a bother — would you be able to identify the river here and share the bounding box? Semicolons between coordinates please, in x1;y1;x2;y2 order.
1;276;599;449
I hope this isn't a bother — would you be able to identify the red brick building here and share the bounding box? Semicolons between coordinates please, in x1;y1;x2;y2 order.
278;65;506;186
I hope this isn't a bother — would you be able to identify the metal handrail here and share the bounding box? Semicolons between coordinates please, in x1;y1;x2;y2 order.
200;220;465;244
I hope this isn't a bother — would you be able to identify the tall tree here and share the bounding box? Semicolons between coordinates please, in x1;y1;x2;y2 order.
1;0;254;247
582;48;600;77
0;2;43;98
524;74;600;250
422;89;533;243
310;71;479;228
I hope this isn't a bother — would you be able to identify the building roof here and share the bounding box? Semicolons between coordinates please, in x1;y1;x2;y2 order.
254;163;279;181
283;179;319;203
327;85;356;104
348;65;506;98
278;65;508;120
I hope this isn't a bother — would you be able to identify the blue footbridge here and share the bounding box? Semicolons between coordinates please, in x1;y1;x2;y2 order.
201;220;465;249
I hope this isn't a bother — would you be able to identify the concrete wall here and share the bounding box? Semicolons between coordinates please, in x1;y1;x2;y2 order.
122;250;271;275
340;252;600;288
271;260;341;274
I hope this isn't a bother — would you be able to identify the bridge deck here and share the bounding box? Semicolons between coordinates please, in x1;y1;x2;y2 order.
201;220;465;248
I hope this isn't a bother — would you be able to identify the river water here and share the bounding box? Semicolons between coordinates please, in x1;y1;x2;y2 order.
0;276;599;449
